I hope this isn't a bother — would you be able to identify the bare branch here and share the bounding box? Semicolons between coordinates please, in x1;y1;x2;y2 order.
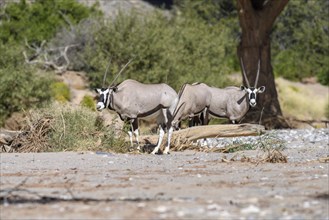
23;40;79;74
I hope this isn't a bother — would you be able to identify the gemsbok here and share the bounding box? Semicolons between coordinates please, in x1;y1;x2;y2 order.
95;79;178;155
206;58;265;123
172;58;265;126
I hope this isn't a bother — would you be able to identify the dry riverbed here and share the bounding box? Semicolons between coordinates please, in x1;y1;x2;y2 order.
1;129;328;219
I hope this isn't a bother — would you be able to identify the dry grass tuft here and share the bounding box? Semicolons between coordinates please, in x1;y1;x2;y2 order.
260;149;288;163
9;114;53;152
8;103;126;153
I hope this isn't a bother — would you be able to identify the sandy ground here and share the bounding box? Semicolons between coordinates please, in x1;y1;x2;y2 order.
1;147;328;220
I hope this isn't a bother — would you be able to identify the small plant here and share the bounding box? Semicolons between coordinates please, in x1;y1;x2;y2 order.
221;142;256;153
256;133;287;163
51;82;70;102
80;95;96;111
256;133;286;152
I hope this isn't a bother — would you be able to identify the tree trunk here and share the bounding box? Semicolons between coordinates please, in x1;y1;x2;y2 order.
237;0;290;128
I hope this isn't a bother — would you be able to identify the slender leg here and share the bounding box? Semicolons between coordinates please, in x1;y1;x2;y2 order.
131;119;140;150
203;109;210;125
128;129;133;147
163;126;173;154
151;125;164;155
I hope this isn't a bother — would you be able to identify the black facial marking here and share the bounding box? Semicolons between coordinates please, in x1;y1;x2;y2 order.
97;89;109;106
99;93;105;103
250;92;256;100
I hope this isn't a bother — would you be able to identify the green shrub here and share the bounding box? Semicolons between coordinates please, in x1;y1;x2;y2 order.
0;0;100;44
317;56;329;86
272;0;329;84
51;82;70;102
0;66;53;126
83;10;235;91
80;95;96;111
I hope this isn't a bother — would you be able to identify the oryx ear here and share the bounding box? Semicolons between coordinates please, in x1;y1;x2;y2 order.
258;86;265;93
112;86;118;92
240;85;246;91
95;88;102;93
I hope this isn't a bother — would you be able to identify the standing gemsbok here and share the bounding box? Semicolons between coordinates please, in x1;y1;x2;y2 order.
207;58;265;123
95;79;178;155
172;58;265;126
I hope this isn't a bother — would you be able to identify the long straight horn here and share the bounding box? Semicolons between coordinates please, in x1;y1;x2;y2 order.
172;102;186;120
254;59;261;88
240;57;250;88
109;58;133;87
102;58;112;87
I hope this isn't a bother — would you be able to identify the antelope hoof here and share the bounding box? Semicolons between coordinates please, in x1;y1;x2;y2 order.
151;148;159;155
163;148;170;155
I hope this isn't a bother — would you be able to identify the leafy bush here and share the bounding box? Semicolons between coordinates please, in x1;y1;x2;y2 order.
0;66;54;126
82;10;236;91
0;0;100;126
272;0;329;84
317;56;329;86
51;82;71;102
0;0;100;44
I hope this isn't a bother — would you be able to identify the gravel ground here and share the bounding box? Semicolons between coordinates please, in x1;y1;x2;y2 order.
1;128;328;219
199;128;329;149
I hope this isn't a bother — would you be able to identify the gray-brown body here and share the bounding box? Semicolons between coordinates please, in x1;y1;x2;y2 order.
112;79;178;122
172;83;212;127
179;57;265;125
96;79;178;154
208;86;249;123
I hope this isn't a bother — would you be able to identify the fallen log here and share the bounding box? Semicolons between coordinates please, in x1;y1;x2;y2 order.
139;123;265;146
173;123;265;142
0;129;23;152
0;129;22;145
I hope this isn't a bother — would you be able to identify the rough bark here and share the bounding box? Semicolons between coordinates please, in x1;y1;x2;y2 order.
236;0;290;128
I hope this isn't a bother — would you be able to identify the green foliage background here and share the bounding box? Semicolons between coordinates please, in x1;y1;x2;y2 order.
84;11;236;90
0;0;99;44
0;66;53;126
272;0;329;84
0;0;98;126
0;0;328;128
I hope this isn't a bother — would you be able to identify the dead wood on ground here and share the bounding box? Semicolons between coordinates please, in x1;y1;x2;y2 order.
139;123;265;149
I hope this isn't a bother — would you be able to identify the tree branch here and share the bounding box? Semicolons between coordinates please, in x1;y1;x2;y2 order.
261;0;290;30
23;39;79;74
